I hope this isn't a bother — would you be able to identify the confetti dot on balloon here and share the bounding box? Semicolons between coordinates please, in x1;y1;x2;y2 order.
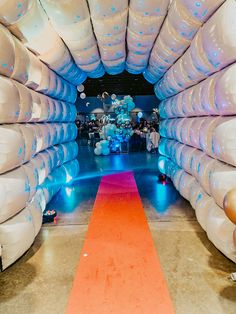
202;9;208;17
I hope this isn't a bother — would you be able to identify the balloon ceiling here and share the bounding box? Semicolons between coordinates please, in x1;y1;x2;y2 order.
0;0;225;88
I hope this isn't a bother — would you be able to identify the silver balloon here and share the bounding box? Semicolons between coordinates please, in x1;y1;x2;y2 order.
77;84;84;92
80;92;86;99
111;94;116;100
102;92;109;100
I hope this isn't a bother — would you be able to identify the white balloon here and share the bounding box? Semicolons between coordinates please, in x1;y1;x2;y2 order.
77;84;84;92
111;94;116;100
138;112;143;118
80;92;86;99
94;147;102;155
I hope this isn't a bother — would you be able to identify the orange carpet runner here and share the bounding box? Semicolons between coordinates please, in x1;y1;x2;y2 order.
66;171;175;313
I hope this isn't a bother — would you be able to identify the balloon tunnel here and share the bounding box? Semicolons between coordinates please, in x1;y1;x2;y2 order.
0;0;236;270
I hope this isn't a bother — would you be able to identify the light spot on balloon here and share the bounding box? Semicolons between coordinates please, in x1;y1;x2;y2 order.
116;52;122;57
202;9;208;17
195;2;201;7
18;147;23;157
27;215;32;222
196;193;202;203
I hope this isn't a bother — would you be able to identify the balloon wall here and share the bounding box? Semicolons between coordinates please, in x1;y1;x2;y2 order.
1;0;236;268
0;20;79;270
158;0;236;263
40;0;104;78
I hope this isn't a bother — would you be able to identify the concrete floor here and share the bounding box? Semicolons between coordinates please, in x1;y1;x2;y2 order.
0;146;235;314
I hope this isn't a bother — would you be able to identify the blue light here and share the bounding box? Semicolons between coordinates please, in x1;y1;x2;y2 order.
66;172;73;183
158;159;165;173
202;9;208;17
196;193;203;203
65;187;73;197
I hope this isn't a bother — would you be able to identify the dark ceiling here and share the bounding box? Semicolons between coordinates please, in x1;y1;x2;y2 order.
81;71;155;97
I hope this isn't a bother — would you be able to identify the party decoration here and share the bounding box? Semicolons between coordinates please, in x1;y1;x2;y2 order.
40;0;104;77
77;84;85;92
137;112;143;118
157;0;236;264
94;95;135;156
80;92;86;99
1;0;236;270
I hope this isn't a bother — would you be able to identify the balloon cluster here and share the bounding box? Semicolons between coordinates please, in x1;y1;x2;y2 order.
94;95;135;156
102;123;117;139
113;95;135;142
77;84;86;99
94;140;110;156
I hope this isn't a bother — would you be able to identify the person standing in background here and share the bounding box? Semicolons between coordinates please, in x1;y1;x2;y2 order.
150;127;160;154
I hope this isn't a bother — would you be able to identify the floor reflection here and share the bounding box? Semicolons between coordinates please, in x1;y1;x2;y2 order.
46;146;194;224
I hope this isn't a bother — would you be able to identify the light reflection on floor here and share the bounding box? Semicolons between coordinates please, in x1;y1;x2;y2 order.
46;145;191;224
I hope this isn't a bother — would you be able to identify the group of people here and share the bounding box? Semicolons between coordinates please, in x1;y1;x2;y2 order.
129;120;160;153
76;117;160;153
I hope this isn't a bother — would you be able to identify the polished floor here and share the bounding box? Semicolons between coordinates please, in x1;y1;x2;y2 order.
0;146;235;314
